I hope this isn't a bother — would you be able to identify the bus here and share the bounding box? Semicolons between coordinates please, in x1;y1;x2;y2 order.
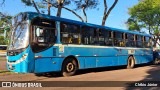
0;45;7;56
6;12;153;76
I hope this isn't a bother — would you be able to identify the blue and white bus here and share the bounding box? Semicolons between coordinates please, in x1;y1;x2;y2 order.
7;12;153;76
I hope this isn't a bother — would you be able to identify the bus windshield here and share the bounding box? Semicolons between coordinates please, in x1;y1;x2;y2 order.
8;22;29;50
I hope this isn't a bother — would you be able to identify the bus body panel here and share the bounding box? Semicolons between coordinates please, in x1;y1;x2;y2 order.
34;57;63;73
33;44;153;73
7;46;35;73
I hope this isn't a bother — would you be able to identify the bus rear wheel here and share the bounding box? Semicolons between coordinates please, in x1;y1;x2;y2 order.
127;56;135;69
153;58;160;65
62;58;78;77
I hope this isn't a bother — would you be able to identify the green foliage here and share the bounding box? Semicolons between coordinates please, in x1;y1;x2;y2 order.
37;2;46;9
21;0;100;21
0;36;7;45
0;12;12;27
73;0;99;11
127;0;160;47
21;0;71;14
126;16;141;31
21;0;32;6
0;12;11;45
127;0;160;34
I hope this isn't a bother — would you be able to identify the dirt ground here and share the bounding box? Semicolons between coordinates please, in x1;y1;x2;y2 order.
0;57;7;71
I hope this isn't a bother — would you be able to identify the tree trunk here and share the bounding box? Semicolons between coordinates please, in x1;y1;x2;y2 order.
32;0;40;14
102;0;118;26
56;0;65;17
50;2;84;22
48;0;51;15
82;7;87;22
57;4;62;17
62;6;84;22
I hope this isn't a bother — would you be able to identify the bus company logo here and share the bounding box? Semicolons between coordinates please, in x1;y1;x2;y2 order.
2;82;12;87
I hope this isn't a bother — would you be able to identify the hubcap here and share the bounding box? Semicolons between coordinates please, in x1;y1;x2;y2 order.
66;62;74;72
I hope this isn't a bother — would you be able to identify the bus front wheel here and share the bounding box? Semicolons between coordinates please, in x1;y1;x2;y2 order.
127;56;135;69
62;58;78;77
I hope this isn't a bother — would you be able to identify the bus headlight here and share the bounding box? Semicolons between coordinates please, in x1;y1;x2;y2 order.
7;54;28;65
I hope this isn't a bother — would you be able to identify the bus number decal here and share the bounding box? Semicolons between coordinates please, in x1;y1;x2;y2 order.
59;45;64;53
128;50;135;54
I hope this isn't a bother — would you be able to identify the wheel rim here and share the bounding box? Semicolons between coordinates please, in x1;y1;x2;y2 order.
128;57;134;67
129;59;132;66
66;62;74;72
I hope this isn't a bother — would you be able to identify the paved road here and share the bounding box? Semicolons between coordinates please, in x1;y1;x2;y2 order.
0;62;160;90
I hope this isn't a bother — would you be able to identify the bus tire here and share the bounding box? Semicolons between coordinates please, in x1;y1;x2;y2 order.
153;58;159;65
62;58;78;77
127;56;135;69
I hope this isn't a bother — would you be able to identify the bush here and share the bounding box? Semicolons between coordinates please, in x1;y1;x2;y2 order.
0;36;7;45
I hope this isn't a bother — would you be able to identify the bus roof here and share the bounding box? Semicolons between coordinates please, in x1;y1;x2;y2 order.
20;12;151;37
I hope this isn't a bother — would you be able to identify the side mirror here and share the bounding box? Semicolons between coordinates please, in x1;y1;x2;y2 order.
36;28;40;37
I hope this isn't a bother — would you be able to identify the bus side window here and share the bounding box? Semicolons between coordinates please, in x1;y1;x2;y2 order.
124;33;127;47
82;26;94;45
60;23;81;44
60;23;69;43
98;29;105;46
126;34;135;47
93;28;99;45
145;37;152;48
136;35;143;48
100;29;113;46
113;32;124;47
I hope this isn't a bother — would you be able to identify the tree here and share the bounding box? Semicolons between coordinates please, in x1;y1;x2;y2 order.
126;0;160;47
21;0;40;13
21;0;71;16
102;0;118;26
73;0;99;22
21;0;99;22
21;0;118;25
0;12;12;45
43;0;72;17
126;16;144;31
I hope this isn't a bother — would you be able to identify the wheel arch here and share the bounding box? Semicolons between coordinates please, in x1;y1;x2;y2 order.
61;55;80;70
128;55;136;64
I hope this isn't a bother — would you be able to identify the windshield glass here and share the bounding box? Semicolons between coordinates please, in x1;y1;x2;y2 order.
8;21;29;50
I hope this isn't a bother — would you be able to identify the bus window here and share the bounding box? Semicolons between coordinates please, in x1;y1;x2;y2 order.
113;32;124;47
98;29;105;45
99;29;113;46
144;37;152;48
60;23;80;44
126;34;135;47
31;18;56;52
142;36;145;47
136;35;143;48
81;26;94;45
93;28;99;45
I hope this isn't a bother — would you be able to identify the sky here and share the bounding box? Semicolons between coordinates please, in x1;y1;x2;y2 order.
0;0;139;30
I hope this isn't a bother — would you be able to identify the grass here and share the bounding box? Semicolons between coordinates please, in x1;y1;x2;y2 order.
0;70;16;76
0;56;6;60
